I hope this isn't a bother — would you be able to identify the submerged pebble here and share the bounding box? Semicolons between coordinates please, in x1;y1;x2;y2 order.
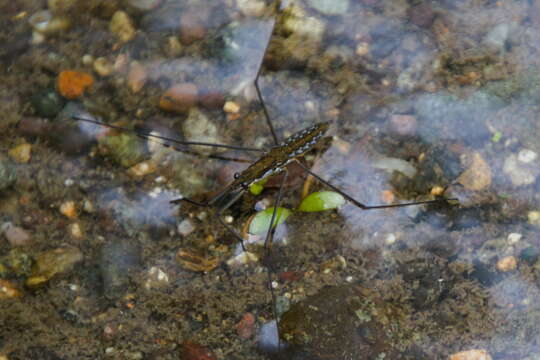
59;200;78;219
48;0;77;14
1;223;31;247
26;247;83;288
93;57;114;77
389;114;417;137
126;0;163;11
0;248;33;277
182;108;222;154
177;218;195;237
496;256;517;272
143;266;169;290
30;88;65;118
0;279;23;299
159;83;199;114
279;285;398;359
57;70;94;100
308;0;349;15
128;160;156;177
68;222;83;238
528;211;540;227
483;23;511;51
8;143;31;164
179;9;209;45
503;151;540;187
457;152;492;191
98;132;147;168
0;157;16;192
517;148;538;163
223;101;240;114
283;7;326;44
449;349;492;360
373;156;417;178
28;10;70;35
226;251;258;267
237;0;267;16
110;11;136;43
409;3;436;28
180;342;217;360
507;233;522;244
236;312;256;339
127;62;147;93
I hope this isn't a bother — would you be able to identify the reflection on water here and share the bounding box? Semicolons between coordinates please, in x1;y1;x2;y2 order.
1;0;540;359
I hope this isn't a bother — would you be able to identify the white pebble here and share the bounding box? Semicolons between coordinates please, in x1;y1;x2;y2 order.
196;212;207;221
385;233;397;245
517;149;538;164
144;266;169;290
1;222;31;246
226;251;258;267
507;233;522;244
223;101;240;114
177;219;195;236
69;222;83;238
528;211;540;226
82;54;94;66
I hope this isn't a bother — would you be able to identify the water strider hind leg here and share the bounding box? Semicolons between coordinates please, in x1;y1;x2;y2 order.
295;160;458;209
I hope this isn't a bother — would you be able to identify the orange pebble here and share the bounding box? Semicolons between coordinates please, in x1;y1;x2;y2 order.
0;279;23;299
57;70;94;99
381;190;395;204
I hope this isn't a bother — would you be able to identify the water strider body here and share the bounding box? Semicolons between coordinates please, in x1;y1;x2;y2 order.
173;122;331;211
229;122;330;190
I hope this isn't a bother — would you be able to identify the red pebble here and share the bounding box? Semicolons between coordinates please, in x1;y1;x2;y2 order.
181;342;217;360
236;312;255;339
278;270;303;283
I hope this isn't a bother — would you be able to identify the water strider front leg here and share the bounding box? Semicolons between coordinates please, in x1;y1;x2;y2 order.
171;184;251;251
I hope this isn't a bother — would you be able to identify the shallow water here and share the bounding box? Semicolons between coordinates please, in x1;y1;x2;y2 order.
1;0;540;359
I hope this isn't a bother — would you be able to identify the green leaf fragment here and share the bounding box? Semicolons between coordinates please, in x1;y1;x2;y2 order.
249;178;267;195
99;133;146;168
491;131;502;143
298;191;345;212
248;207;291;235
